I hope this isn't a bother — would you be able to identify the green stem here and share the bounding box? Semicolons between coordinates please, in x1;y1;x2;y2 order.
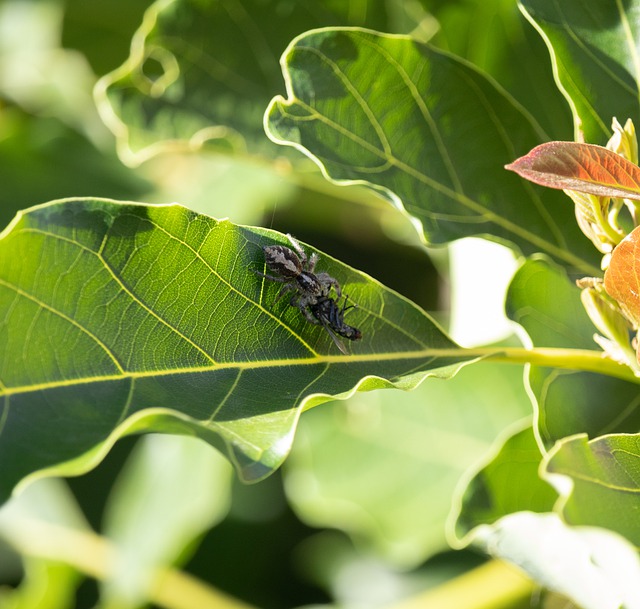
389;559;535;609
463;346;639;383
2;518;256;609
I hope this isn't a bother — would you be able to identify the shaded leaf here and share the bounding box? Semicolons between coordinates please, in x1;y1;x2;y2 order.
506;258;640;446
0;110;148;231
544;433;640;547
0;198;468;504
265;28;597;272
285;362;531;566
521;0;640;144
604;226;640;327
94;0;396;164
472;512;640;609
506;141;640;200
450;422;556;545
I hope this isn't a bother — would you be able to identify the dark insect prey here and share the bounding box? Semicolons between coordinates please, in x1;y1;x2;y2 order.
308;294;362;354
256;234;362;353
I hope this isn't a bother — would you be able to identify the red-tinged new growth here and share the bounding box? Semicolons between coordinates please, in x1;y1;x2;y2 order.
509;118;640;371
506;118;640;260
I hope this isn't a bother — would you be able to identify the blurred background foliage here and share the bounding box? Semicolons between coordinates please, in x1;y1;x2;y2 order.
0;0;543;607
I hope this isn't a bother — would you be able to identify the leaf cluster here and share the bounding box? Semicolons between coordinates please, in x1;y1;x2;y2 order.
1;1;639;608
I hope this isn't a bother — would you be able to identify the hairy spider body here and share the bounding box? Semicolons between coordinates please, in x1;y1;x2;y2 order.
256;234;341;308
256;234;361;353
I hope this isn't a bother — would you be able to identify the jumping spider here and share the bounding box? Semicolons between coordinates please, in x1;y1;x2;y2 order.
256;234;362;353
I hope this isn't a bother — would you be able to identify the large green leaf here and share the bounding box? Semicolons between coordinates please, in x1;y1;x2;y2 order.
544;433;640;547
94;0;398;164
0;198;469;504
521;0;640;144
285;361;531;566
265;28;598;272
506;257;640;447
423;0;572;140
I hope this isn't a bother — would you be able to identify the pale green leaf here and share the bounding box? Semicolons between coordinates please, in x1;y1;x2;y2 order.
449;422;556;545
0;479;88;609
94;0;395;164
285;361;531;566
472;512;640;609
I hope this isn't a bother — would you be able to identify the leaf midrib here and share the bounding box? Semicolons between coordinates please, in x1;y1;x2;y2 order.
0;347;468;397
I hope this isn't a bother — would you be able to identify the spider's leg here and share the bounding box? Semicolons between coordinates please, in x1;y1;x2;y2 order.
255;270;289;283
307;252;319;273
286;234;308;267
275;283;295;302
315;273;342;298
301;305;321;325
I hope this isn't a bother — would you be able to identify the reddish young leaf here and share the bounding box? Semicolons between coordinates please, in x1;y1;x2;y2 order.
604;226;640;327
506;142;640;200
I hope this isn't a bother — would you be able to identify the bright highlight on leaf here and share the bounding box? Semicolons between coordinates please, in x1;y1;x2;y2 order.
0;198;468;504
506;141;640;200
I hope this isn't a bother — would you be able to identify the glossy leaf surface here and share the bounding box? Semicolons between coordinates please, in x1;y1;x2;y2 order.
0;198;468;504
506;258;640;446
521;0;640;144
265;28;596;271
506;141;640;200
544;433;640;547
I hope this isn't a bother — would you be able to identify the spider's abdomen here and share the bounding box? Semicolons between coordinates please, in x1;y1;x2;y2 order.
263;245;302;277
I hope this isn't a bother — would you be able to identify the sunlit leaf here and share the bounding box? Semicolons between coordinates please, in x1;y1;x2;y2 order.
520;0;640;144
506;141;640;200
265;28;597;272
0;198;470;505
425;0;572;141
472;512;640;609
604;225;640;327
285;362;531;566
544;433;640;547
506;258;640;446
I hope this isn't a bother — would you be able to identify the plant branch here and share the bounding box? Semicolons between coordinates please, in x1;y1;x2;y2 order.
1;518;256;609
464;346;639;383
388;559;535;609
